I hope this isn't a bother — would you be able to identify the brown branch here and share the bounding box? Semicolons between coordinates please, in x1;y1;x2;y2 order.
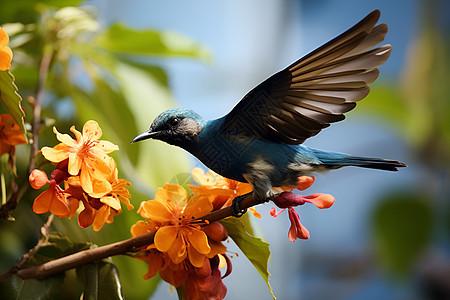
4;195;260;281
28;51;53;173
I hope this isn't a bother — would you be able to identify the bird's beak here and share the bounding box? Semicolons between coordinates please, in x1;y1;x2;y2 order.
130;130;161;144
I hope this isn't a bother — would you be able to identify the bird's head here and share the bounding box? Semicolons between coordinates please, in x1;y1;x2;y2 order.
131;108;204;149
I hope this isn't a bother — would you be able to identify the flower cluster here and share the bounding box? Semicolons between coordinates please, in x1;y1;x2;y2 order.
131;183;230;300
0;27;13;71
270;176;335;241
29;120;133;231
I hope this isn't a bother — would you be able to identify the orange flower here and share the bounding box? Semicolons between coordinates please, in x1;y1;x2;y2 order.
0;27;13;71
65;172;133;231
41;120;118;195
0;114;27;156
137;183;213;268
29;169;69;217
188;168;260;217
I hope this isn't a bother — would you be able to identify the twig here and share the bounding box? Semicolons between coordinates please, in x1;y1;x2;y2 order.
4;195;260;280
28;51;53;173
0;214;54;280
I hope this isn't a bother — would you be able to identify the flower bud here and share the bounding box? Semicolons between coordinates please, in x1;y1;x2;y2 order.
203;222;228;241
29;169;49;189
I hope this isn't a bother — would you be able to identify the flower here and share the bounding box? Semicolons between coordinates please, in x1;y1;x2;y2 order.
0;27;13;70
137;183;213;268
64;170;133;231
30;168;70;217
41;120;118;195
182;256;228;300
270;176;335;241
188;168;262;218
0;114;27;158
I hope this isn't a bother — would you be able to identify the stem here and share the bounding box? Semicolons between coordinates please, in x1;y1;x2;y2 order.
28;51;53;174
0;51;53;219
4;195;260;280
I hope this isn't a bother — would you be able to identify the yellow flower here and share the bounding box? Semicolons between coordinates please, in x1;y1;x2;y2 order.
0;27;13;71
138;183;213;268
41;120;118;195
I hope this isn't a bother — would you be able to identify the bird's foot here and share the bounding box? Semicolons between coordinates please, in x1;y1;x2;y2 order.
231;192;252;217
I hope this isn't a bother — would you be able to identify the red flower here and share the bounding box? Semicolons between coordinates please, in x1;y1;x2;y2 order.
270;176;335;241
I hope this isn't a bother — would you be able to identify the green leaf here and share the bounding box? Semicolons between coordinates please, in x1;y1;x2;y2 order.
0;276;64;300
0;232;95;299
0;70;26;134
371;193;433;276
95;23;211;61
77;259;124;300
221;218;275;300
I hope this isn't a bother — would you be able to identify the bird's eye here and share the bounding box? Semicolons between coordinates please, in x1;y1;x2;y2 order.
170;117;179;126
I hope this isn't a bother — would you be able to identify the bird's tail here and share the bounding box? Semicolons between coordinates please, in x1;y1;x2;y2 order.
311;149;407;171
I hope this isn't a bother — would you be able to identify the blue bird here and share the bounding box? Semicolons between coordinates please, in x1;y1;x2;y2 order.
131;10;406;215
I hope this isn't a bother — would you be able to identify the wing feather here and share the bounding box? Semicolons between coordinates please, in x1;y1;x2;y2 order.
221;10;390;144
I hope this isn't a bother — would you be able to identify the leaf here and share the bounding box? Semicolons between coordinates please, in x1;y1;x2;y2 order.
221;218;276;299
371;193;433;276
95;23;211;61
0;232;95;299
0;70;25;134
0;276;64;300
77;258;125;300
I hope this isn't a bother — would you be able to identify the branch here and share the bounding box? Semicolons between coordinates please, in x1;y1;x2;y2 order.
4;195;260;280
28;51;53;173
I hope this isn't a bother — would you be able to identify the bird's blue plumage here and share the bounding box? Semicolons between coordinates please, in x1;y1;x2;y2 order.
131;10;406;202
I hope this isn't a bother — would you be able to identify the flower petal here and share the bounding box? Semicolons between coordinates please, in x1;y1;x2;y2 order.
154;226;178;252
295;176;315;191
0;27;10;48
143;252;164;280
166;235;187;264
184;194;213;219
70;125;82;142
32;189;52;214
139;200;173;223
96;141;119;154
0;46;12;71
41;144;70;162
53;127;77;147
49;190;69;217
100;196;121;211
83;120;102;141
288;208;309;241
92;205;110;231
161;183;188;207
303;193;335;209
131;220;154;237
187;228;210;254
68;152;81;176
80;167;94;194
78;201;96;228
188;245;207;268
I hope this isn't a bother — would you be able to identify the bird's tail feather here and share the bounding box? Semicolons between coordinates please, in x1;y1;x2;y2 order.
312;150;407;171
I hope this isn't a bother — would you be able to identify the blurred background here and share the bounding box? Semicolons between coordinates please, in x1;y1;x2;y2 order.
1;0;449;299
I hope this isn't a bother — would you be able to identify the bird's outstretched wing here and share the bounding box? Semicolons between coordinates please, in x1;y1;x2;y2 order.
221;10;391;144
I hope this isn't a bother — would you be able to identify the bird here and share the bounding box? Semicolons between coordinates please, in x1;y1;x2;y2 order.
131;10;406;215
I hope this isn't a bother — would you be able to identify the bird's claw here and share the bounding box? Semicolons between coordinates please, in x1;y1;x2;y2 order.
231;194;248;217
